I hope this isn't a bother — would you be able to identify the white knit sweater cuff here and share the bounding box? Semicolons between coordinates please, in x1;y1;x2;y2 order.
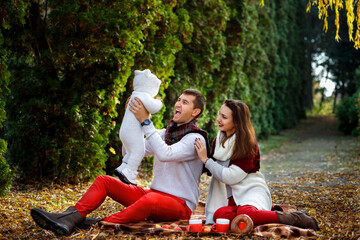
143;122;156;139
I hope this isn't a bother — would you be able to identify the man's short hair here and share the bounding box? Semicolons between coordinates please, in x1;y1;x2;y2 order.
182;89;206;118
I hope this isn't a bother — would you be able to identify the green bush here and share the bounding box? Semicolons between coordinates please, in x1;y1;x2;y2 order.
0;139;12;196
0;41;12;196
1;0;311;181
336;90;360;136
4;0;165;181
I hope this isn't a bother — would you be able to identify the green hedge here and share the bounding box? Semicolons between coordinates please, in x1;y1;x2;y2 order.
1;0;310;181
0;1;15;196
336;90;360;136
0;48;12;195
4;0;167;181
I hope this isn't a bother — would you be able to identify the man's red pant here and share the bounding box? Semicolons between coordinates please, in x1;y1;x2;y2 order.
74;175;192;223
213;197;279;225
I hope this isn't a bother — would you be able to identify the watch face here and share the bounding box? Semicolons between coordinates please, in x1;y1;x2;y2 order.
142;119;151;126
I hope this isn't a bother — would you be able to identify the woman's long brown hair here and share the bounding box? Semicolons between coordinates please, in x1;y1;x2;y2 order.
221;99;256;159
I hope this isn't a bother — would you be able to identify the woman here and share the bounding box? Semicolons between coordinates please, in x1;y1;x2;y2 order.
194;99;319;232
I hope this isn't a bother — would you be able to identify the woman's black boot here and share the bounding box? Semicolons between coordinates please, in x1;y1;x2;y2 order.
276;210;320;231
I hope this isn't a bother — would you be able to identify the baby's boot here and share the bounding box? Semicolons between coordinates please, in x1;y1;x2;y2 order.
113;163;127;180
117;167;138;185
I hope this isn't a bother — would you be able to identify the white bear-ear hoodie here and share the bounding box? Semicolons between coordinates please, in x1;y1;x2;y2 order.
131;69;162;114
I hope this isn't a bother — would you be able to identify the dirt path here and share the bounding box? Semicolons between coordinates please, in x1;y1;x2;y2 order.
261;115;359;187
258;115;359;239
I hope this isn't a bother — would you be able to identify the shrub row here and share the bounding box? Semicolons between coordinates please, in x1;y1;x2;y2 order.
336;89;360;136
1;0;309;183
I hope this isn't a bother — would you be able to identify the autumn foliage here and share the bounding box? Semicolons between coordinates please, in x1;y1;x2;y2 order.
307;0;360;49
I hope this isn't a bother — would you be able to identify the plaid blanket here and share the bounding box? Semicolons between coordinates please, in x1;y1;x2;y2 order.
99;203;320;239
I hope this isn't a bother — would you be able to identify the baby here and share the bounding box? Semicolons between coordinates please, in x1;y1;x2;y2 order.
114;69;162;185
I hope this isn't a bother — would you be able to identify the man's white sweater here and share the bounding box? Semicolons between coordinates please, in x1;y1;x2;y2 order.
142;123;205;211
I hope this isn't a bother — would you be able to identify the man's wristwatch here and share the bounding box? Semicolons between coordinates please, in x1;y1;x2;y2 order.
141;119;151;126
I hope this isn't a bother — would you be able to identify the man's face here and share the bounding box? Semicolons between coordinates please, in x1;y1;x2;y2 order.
173;94;199;126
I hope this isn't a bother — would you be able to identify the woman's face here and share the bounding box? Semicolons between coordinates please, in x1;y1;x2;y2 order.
217;104;235;136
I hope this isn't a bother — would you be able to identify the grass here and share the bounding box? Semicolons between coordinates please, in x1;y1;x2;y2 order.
258;131;296;155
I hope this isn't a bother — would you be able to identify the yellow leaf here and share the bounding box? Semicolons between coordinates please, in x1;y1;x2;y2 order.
109;147;116;155
306;1;312;12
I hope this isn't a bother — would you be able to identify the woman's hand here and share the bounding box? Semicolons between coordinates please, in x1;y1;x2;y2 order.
194;138;208;164
128;97;150;123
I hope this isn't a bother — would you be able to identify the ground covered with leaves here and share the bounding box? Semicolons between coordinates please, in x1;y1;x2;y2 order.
0;115;359;239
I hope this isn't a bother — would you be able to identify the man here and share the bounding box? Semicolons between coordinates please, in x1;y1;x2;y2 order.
31;89;209;236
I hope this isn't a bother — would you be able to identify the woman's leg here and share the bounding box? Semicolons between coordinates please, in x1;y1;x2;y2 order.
213;205;238;222
236;205;279;225
103;190;192;223
74;175;148;217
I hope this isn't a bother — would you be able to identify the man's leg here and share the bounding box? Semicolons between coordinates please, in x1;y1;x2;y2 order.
103;191;192;223
74;175;148;217
31;175;147;236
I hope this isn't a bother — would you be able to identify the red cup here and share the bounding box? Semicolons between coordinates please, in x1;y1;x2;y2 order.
186;219;203;232
211;218;230;233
